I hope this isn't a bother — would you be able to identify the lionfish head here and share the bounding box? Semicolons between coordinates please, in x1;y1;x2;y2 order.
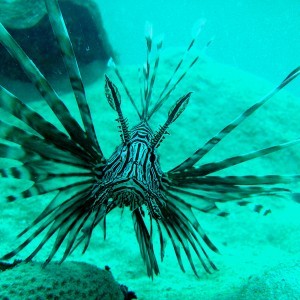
99;71;192;221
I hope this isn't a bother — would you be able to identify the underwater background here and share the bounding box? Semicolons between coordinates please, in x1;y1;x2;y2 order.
99;0;300;96
1;0;300;299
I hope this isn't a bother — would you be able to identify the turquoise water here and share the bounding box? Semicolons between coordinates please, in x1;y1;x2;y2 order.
100;0;300;96
1;1;300;299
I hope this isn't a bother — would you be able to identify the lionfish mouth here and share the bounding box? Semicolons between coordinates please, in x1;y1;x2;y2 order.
98;176;167;218
0;0;300;279
108;182;147;208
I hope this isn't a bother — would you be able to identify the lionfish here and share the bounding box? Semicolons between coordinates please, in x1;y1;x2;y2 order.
0;0;300;278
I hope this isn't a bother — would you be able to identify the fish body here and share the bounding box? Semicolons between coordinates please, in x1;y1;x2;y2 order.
95;121;167;218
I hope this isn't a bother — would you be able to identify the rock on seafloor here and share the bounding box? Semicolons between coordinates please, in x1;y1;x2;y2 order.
0;260;124;300
0;0;115;82
237;261;300;300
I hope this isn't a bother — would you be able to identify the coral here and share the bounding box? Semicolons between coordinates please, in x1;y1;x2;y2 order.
0;260;124;300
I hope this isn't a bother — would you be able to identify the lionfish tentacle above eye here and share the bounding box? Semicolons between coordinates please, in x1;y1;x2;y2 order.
107;58;142;119
105;75;131;143
150;92;191;148
1;0;300;279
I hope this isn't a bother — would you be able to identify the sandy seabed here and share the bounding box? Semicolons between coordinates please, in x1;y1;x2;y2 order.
1;49;300;299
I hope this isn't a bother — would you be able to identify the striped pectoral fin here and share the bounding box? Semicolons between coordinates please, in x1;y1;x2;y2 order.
0;22;99;159
28;192;91;264
170;174;300;186
166;177;295;219
0;120;91;166
2;187;94;263
170;66;300;173
159;218;186;274
159;200;218;275
68;204;109;257
170;173;300;217
194;139;300;176
166;185;231;216
18;184;93;239
79;203;109;255
168;173;300;200
6;175;94;202
0;85;94;160
132;208;159;278
156;221;167;262
43;198;96;266
0;162;93;186
63;190;116;257
2;200;67;260
59;205;105;264
165;190;219;253
0;165;46;181
0;143;42;163
44;0;101;154
170;178;292;201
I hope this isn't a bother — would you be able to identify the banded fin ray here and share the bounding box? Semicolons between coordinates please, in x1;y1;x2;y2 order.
2;188;94;264
6;177;94;202
17;184;93;237
157;198;218;275
167;185;233;215
0;162;92;182
171;181;290;198
148;21;205;119
132;209;159;278
0;22;98;158
167;182;289;217
45;0;101;154
0;120;90;166
68;200;119;257
164;190;220;252
0;143;41;163
170;66;300;173
169;174;300;186
190;138;300;176
0;85;93;160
